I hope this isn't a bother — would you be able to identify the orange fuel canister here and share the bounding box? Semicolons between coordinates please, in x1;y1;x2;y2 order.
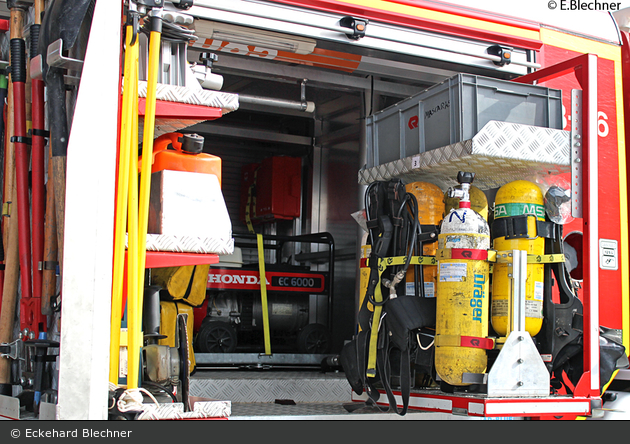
140;132;222;186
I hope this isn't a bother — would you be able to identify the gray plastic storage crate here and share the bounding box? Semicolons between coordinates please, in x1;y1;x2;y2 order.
365;73;563;168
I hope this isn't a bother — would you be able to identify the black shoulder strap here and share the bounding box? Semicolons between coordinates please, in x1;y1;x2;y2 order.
376;328;412;416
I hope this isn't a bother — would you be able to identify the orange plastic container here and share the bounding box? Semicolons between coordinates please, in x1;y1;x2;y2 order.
139;132;222;186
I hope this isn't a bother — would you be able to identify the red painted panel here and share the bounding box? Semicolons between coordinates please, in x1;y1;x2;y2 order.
532;47;623;330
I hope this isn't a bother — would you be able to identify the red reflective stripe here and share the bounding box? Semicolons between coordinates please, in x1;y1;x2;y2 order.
450;248;488;260
461;336;494;350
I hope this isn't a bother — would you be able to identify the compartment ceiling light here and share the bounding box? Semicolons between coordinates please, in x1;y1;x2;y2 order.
194;20;317;55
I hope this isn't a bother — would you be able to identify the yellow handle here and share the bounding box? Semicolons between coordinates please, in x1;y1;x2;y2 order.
138;28;161;282
109;23;138;385
126;31;141;389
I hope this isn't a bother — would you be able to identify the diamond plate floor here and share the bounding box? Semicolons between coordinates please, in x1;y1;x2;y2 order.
188;371;500;420
227;402;460;420
189;370;351;404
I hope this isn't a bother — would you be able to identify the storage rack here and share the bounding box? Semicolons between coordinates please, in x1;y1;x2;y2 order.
353;54;603;419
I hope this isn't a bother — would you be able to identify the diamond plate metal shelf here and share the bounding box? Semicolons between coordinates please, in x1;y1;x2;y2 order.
358;121;571;190
136;80;239;138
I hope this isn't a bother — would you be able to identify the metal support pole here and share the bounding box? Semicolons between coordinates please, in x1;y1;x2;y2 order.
57;0;121;420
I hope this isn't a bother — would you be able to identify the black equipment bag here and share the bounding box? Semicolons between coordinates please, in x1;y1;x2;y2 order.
378;296;436;415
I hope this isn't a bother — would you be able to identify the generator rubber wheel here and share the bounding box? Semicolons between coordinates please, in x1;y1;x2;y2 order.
195;321;237;353
296;323;332;354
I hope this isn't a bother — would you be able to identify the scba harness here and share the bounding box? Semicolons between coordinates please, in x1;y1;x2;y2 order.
340;179;438;415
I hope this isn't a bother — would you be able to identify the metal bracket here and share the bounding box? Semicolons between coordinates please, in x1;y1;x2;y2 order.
486;249;550;397
590;398;604;418
135;0;164;7
462;372;487;385
487;331;550;397
47;38;83;86
0;338;25;361
172;0;193;9
487;44;513;66
339;16;368;40
47;39;84;72
30;54;44;81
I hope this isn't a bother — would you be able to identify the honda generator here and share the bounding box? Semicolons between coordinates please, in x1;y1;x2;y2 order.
192;232;335;362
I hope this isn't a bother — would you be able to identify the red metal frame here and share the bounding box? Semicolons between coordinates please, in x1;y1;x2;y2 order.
138;98;224;120
351;390;591;419
514;53;600;397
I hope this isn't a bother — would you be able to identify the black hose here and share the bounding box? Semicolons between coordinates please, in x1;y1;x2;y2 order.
142;381;178;403
141;20;196;43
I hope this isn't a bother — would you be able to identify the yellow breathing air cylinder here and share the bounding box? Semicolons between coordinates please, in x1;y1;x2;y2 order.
491;180;545;337
444;184;488;221
405;181;444;298
435;172;491;387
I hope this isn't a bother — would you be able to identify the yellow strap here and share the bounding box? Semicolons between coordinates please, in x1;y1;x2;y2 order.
367;255;437;268
257;233;271;355
434;335;460;347
245;167;259;235
366;259;386;378
493;251;566;264
527;253;566;264
245;168;271;354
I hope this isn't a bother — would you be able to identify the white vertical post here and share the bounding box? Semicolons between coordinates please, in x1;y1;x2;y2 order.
57;0;122;420
511;250;527;333
585;54;600;393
